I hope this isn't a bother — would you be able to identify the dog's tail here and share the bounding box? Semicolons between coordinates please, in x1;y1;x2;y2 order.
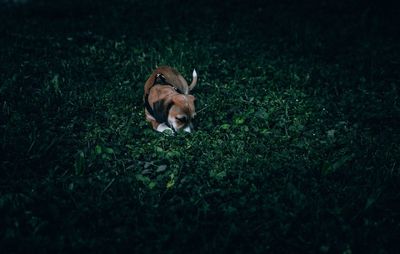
189;69;197;91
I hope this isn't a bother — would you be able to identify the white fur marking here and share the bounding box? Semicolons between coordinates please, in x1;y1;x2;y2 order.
157;123;173;133
183;126;192;133
168;116;177;132
192;69;197;78
146;114;156;121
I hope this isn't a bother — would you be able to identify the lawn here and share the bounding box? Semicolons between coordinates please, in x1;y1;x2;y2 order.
1;0;399;253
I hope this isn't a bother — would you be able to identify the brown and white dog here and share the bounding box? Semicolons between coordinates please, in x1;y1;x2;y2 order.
144;66;197;133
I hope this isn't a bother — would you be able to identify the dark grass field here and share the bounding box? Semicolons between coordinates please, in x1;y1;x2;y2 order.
1;0;400;253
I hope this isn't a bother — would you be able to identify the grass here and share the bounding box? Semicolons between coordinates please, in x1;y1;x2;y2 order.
1;0;399;253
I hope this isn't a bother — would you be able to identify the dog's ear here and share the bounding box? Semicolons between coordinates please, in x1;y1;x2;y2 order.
153;99;173;124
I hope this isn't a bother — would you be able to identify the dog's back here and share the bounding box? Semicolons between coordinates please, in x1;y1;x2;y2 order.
144;66;189;96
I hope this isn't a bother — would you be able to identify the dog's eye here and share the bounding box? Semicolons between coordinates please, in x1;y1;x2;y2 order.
176;116;187;123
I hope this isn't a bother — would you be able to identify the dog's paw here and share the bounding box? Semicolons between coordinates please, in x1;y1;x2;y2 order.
183;126;192;133
156;123;174;135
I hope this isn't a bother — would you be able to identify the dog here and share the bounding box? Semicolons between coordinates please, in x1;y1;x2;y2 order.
144;66;197;133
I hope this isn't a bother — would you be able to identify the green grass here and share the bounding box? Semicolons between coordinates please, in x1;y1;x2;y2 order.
1;0;399;253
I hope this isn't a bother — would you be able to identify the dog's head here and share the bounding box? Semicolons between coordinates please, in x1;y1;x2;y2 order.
167;94;196;133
